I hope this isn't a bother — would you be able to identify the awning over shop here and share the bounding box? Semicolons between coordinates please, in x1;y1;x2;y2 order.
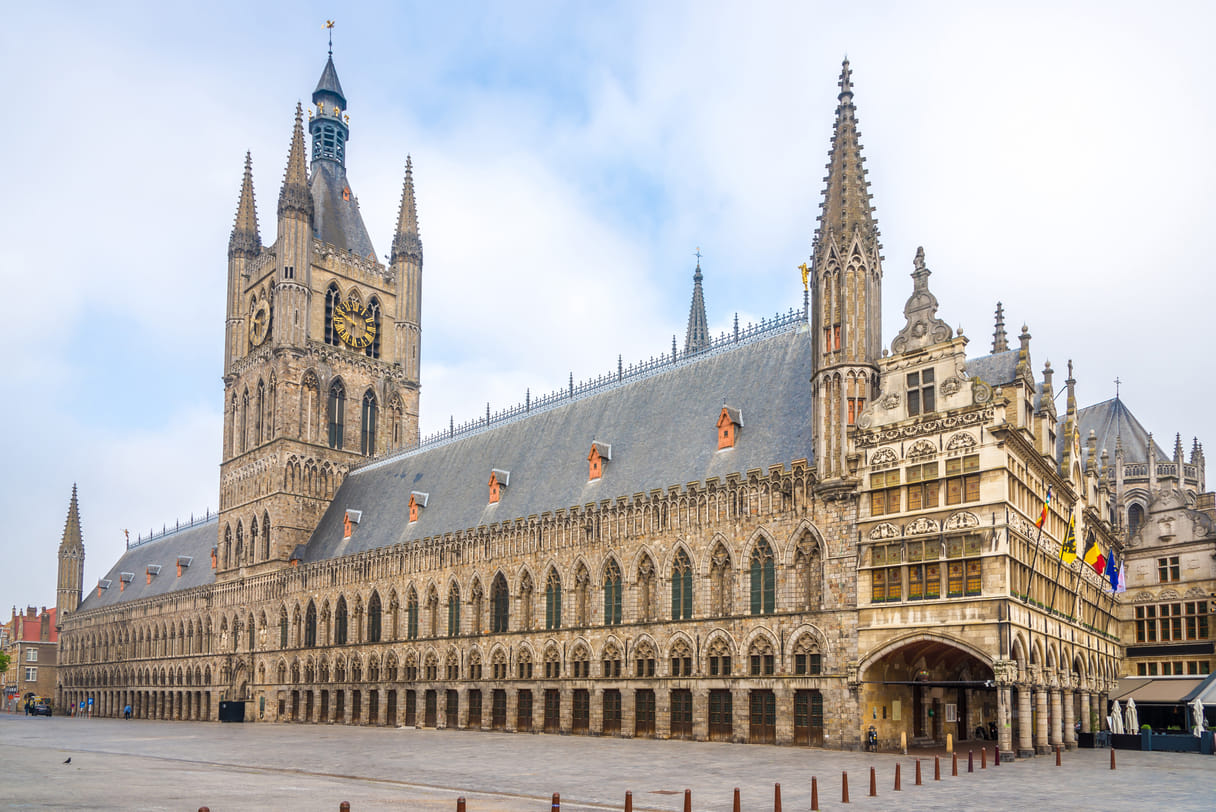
1180;671;1216;704
1110;676;1205;705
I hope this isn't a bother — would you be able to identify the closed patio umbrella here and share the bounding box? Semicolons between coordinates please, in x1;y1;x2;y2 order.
1125;698;1139;732
1191;697;1205;736
1110;700;1124;734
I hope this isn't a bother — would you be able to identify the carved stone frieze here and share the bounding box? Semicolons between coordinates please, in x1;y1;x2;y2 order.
905;516;940;536
944;511;980;530
855;407;994;448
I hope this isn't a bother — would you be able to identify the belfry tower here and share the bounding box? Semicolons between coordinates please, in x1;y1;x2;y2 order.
810;59;883;483
216;47;423;580
55;485;85;628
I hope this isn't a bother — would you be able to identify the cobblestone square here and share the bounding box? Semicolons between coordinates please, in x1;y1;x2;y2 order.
3;714;1214;811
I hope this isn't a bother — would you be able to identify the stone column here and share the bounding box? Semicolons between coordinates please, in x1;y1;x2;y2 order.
506;689;518;733
457;687;469;729
1049;688;1063;748
343;688;353;725
1034;687;1049;754
775;685;794;745
732;687;749;744
692;688;709;741
559;687;572;734
1063;689;1076;748
997;686;1013;758
436;689;447;729
589;688;603;735
1080;691;1091;733
655;686;671;739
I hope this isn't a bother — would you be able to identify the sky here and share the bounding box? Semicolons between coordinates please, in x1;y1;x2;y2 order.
2;1;1213;610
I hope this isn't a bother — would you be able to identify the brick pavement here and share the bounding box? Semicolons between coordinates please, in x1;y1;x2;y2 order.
2;713;1213;811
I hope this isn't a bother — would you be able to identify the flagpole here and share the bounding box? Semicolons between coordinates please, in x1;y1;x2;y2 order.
1024;520;1046;604
1047;513;1076;615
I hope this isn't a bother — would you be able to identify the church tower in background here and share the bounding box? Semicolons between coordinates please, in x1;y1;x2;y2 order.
55;485;84;628
217;47;423;580
810;59;883;484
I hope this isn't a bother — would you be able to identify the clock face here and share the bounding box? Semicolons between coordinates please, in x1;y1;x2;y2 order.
250;299;271;346
333;298;377;349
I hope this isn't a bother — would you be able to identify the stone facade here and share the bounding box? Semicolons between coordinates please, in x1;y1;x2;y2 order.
54;55;1210;759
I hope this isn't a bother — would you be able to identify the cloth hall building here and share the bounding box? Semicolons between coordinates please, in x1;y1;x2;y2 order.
55;53;1212;759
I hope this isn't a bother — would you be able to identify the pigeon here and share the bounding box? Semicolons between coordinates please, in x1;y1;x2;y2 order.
63;758;71;764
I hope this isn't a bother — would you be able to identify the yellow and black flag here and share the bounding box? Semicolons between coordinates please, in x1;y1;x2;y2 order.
1060;513;1077;564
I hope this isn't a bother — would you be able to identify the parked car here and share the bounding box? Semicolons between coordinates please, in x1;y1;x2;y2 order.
31;701;53;717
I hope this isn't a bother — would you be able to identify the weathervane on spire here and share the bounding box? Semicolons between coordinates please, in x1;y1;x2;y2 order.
1114;376;1122;399
798;262;810;291
324;19;335;55
695;247;702;265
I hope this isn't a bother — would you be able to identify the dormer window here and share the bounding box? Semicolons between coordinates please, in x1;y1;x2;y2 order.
587;442;612;481
119;572;134;592
176;556;193;577
97;579;113;597
907;369;935;416
145;565;161;585
343;509;362;540
489;469;510;504
210;546;218;569
717;406;743;450
409;491;429;523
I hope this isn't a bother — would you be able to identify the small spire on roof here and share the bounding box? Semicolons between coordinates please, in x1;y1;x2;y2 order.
992;302;1008;353
229;152;261;258
391;156;423;264
684;250;709;355
277;103;313;220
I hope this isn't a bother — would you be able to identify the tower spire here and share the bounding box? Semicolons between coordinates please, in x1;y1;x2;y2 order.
391;156;423;264
992;302;1009;353
277;103;313;221
56;484;85;625
684;249;709;355
229;152;261;258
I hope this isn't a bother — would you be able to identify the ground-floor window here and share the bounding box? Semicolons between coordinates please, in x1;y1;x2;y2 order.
446;689;459;728
748;690;775;744
424;689;437;727
635;689;655;737
709;689;733;741
573;689;590;733
491;689;507;730
517;689;533;732
544;689;561;733
602;689;621;735
793;689;824;746
670;689;693;739
403;689;416;726
467;689;482;728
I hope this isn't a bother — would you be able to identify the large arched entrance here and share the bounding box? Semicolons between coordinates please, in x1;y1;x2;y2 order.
860;634;997;748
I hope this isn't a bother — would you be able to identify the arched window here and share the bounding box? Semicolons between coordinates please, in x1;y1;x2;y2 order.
427;586;440;637
448;583;461;637
748;636;775;676
250;517;259;564
368;592;382;643
324;283;341;346
671;549;693;620
304;602;317;648
255;379;265;445
750;538;775;615
794;537;823;610
545;568;562;630
235;521;244;563
247;615;255;652
574;564;590;626
390;396;404;450
334;596;348;645
406;589;419;639
365;297;382;359
603;560;622;625
361;390;378;456
327;380;345;450
1128;503;1144;536
491;573;510;633
262;511;271;560
240;389;249;454
279;608;288;648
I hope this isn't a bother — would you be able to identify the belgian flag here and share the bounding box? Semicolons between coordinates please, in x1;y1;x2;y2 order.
1082;528;1106;575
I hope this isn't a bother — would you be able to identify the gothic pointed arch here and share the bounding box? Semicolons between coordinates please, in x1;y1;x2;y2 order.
367;590;382;643
327;377;346;450
324;282;341;346
748;534;776;615
602;557;622;626
334;594;349;645
490;571;509;633
360;388;378;456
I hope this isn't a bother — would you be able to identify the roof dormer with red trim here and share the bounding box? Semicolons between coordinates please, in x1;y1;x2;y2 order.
409;491;429;523
488;469;510;504
587;441;612;481
717;405;743;449
343;509;362;540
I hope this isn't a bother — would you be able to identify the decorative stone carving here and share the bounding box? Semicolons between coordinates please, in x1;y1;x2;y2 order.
1160;588;1180;600
1133;591;1154;603
944;511;980;530
882;392;900;409
869;523;900;540
905;516;940;536
870;448;898;467
891;248;954;355
940;376;962;396
855;407;994;448
855;406;874;430
971;377;993;405
946;431;977;452
907;439;937;460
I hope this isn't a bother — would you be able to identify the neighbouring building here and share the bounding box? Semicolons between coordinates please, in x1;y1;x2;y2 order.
54;51;1211;758
3;606;59;711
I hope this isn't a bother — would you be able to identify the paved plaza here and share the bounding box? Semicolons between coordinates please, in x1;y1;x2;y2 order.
2;713;1213;811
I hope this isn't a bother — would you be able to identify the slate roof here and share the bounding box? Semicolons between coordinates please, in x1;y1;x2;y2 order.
963;349;1020;387
312;55;347;107
311;161;377;259
306;324;815;561
77;518;216;611
1067;397;1168;464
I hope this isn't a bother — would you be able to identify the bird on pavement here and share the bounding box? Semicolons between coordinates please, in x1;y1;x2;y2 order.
63;757;71;764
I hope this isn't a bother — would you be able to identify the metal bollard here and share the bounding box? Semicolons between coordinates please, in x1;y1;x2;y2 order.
952;752;959;776
915;759;922;786
340;804;350;812
995;746;1001;766
683;788;691;812
842;771;849;804
624;790;632;812
869;766;877;797
456;798;466;812
981;746;987;769
774;782;782;812
967;750;974;773
1110;748;1116;770
934;755;941;781
894;762;901;791
733;787;741;812
1056;745;1062;766
811;776;819;811
199;808;210;812
552;792;560;811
